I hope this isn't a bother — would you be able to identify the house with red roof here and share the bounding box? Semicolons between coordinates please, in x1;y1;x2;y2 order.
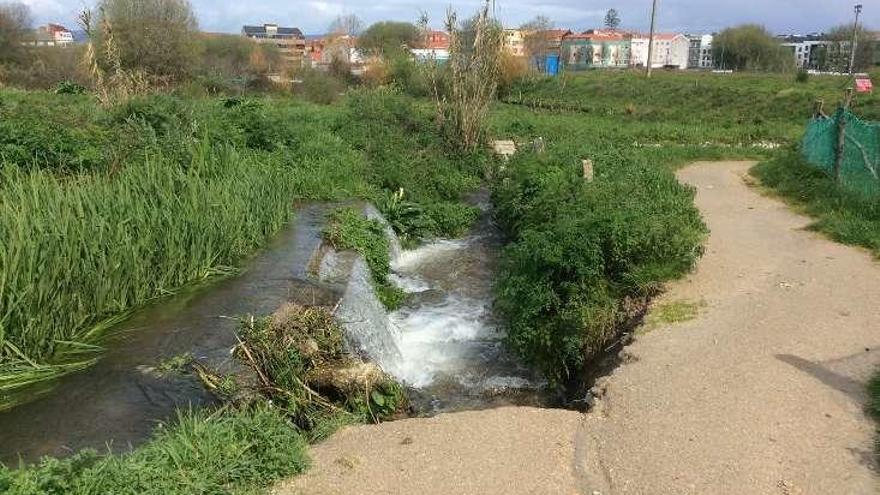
561;30;632;70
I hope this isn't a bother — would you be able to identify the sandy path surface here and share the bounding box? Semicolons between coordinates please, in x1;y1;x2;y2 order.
278;161;879;495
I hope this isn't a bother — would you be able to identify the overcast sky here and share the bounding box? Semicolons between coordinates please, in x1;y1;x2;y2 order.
17;0;879;36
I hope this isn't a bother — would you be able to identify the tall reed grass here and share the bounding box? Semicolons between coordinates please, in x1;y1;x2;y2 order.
0;145;303;405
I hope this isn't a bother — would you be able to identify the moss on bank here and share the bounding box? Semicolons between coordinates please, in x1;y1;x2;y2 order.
323;207;407;310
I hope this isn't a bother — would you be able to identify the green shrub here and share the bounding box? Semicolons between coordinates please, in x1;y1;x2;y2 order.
54;81;87;95
493;150;707;383
299;69;345;105
795;70;810;83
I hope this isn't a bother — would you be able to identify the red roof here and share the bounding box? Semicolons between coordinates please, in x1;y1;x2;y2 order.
564;31;630;41
425;30;449;50
540;29;573;41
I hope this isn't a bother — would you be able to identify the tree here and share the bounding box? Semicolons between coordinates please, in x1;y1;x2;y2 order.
604;9;621;30
358;21;421;57
94;0;198;80
520;15;554;70
822;24;875;72
328;14;364;37
712;24;794;72
0;2;32;65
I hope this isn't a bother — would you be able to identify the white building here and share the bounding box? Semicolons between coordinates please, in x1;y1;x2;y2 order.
778;35;826;70
28;24;74;47
412;48;450;63
631;33;690;69
688;34;714;69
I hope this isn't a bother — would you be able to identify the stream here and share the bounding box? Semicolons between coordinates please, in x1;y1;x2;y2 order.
0;199;546;465
381;200;546;411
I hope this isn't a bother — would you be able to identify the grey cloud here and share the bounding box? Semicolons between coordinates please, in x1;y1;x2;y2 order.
22;0;880;36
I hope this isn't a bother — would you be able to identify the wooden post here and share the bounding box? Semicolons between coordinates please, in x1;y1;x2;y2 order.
813;99;826;119
582;159;594;182
833;89;853;182
646;0;658;78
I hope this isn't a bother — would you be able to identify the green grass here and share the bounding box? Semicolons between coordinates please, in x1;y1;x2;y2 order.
642;300;704;333
0;405;309;495
504;71;880;135
751;151;880;257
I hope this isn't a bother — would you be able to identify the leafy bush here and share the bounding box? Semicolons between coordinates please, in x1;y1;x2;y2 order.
298;69;345;105
795;70;810;83
0;91;108;172
54;81;87;95
493;150;707;383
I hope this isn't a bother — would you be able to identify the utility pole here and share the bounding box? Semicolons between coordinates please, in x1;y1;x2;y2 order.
646;0;658;77
848;4;862;75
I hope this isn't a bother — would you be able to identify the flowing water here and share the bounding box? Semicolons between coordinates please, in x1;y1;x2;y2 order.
0;204;338;465
345;198;548;412
0;199;547;465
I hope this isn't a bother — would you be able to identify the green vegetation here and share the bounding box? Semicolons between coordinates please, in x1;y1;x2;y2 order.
358;21;421;57
488;70;878;383
503;71;880;136
712;25;795;72
752;151;880;257
323;208;406;309
0;88;483;410
0;405;309;495
492;146;708;382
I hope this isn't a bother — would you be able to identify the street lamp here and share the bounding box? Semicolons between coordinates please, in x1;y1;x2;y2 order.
848;4;863;75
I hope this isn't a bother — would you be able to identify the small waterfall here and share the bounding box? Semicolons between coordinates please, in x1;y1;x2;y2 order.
319;250;402;367
329;202;544;411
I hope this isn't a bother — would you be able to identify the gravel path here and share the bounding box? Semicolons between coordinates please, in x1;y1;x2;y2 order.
278;161;879;495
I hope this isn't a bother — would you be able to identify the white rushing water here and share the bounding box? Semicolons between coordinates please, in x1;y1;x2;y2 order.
332;203;544;410
385;233;540;397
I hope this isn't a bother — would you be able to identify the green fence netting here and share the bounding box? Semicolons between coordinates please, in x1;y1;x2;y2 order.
802;108;880;196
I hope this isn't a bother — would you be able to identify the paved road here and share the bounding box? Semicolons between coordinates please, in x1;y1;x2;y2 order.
278;161;880;495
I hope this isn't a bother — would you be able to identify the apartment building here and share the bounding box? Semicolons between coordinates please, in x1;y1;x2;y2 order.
631;33;690;69
687;34;714;69
242;24;306;66
778;34;826;70
27;24;75;47
562;30;631;70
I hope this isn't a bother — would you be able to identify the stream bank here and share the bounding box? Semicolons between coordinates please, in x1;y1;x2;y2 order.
0;198;552;465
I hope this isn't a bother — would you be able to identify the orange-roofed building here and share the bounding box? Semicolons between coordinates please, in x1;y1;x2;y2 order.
561;30;632;70
424;30;449;50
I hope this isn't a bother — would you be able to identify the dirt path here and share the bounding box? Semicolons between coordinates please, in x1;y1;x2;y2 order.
277;161;879;495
